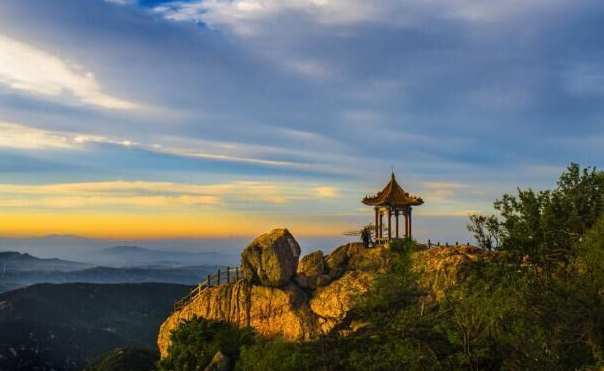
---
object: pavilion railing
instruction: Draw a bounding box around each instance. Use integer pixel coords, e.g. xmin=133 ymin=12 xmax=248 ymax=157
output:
xmin=173 ymin=266 xmax=243 ymax=311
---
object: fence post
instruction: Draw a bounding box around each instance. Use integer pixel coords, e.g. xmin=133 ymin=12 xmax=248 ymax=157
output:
xmin=467 ymin=242 xmax=470 ymax=247
xmin=446 ymin=242 xmax=449 ymax=247
xmin=437 ymin=242 xmax=440 ymax=246
xmin=428 ymin=239 xmax=431 ymax=248
xmin=217 ymin=269 xmax=221 ymax=285
xmin=455 ymin=241 xmax=458 ymax=246
xmin=236 ymin=267 xmax=239 ymax=281
xmin=207 ymin=274 xmax=211 ymax=287
xmin=227 ymin=266 xmax=230 ymax=283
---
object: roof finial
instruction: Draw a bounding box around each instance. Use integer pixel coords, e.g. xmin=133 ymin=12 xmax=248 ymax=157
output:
xmin=391 ymin=165 xmax=395 ymax=180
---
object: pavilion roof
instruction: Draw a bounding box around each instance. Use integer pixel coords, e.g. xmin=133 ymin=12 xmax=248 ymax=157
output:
xmin=362 ymin=173 xmax=424 ymax=207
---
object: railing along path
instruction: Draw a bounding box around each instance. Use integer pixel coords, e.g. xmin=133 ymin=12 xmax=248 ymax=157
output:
xmin=174 ymin=266 xmax=243 ymax=311
xmin=423 ymin=240 xmax=473 ymax=249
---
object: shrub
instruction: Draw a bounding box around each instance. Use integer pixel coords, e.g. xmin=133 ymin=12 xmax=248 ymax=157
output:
xmin=158 ymin=317 xmax=254 ymax=371
xmin=235 ymin=339 xmax=317 ymax=371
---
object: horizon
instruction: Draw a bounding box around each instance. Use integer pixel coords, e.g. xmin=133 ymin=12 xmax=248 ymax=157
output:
xmin=1 ymin=1 xmax=602 ymax=241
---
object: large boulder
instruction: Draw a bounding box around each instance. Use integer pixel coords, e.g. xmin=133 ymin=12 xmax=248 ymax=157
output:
xmin=324 ymin=244 xmax=350 ymax=278
xmin=324 ymin=243 xmax=375 ymax=278
xmin=294 ymin=251 xmax=326 ymax=289
xmin=241 ymin=229 xmax=301 ymax=286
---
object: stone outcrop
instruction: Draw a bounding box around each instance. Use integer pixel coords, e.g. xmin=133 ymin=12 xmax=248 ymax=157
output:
xmin=158 ymin=280 xmax=319 ymax=357
xmin=412 ymin=245 xmax=495 ymax=301
xmin=158 ymin=230 xmax=493 ymax=360
xmin=310 ymin=270 xmax=374 ymax=333
xmin=158 ymin=232 xmax=388 ymax=358
xmin=241 ymin=229 xmax=301 ymax=287
xmin=294 ymin=250 xmax=328 ymax=289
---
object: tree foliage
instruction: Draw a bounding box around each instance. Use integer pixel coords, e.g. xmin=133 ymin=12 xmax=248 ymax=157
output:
xmin=467 ymin=215 xmax=502 ymax=250
xmin=158 ymin=317 xmax=254 ymax=371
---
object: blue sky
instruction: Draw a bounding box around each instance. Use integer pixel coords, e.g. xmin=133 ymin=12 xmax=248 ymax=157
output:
xmin=0 ymin=0 xmax=602 ymax=243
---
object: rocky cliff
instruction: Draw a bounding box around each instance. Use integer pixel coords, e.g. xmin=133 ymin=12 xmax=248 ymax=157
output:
xmin=158 ymin=231 xmax=492 ymax=358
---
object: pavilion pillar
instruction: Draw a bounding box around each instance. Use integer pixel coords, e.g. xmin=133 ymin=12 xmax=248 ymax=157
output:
xmin=404 ymin=208 xmax=409 ymax=238
xmin=387 ymin=208 xmax=392 ymax=240
xmin=395 ymin=211 xmax=399 ymax=239
xmin=409 ymin=207 xmax=413 ymax=238
xmin=379 ymin=212 xmax=383 ymax=240
xmin=374 ymin=208 xmax=379 ymax=243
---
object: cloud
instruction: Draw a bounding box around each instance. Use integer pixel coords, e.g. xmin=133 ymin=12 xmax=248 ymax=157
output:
xmin=155 ymin=0 xmax=380 ymax=34
xmin=0 ymin=180 xmax=341 ymax=209
xmin=315 ymin=186 xmax=338 ymax=197
xmin=0 ymin=34 xmax=137 ymax=109
xmin=0 ymin=121 xmax=137 ymax=150
xmin=424 ymin=182 xmax=470 ymax=190
xmin=0 ymin=121 xmax=338 ymax=172
xmin=154 ymin=0 xmax=565 ymax=36
xmin=104 ymin=0 xmax=133 ymax=4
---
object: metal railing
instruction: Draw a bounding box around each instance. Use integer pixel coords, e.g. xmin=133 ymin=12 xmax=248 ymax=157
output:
xmin=423 ymin=240 xmax=473 ymax=249
xmin=173 ymin=266 xmax=243 ymax=311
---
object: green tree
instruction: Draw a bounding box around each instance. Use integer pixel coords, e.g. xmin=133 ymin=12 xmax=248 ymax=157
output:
xmin=467 ymin=215 xmax=502 ymax=250
xmin=493 ymin=163 xmax=604 ymax=267
xmin=158 ymin=317 xmax=254 ymax=371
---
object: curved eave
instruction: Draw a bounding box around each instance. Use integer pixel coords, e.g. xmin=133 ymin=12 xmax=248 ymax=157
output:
xmin=362 ymin=197 xmax=424 ymax=207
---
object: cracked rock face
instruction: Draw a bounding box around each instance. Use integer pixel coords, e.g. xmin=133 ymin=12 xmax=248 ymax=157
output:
xmin=241 ymin=228 xmax=301 ymax=287
xmin=157 ymin=280 xmax=319 ymax=358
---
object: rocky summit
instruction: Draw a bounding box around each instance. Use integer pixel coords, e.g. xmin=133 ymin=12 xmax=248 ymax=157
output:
xmin=158 ymin=230 xmax=492 ymax=358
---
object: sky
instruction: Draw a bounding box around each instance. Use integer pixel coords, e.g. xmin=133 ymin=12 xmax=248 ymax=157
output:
xmin=0 ymin=0 xmax=603 ymax=245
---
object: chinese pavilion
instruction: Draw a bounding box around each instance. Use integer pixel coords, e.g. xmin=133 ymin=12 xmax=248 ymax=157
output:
xmin=362 ymin=172 xmax=424 ymax=241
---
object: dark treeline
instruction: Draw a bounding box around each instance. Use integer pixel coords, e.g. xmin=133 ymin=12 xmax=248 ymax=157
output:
xmin=160 ymin=163 xmax=604 ymax=371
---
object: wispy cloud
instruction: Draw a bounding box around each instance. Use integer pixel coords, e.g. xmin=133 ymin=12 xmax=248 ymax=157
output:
xmin=0 ymin=121 xmax=122 ymax=150
xmin=0 ymin=34 xmax=137 ymax=110
xmin=154 ymin=0 xmax=564 ymax=36
xmin=0 ymin=180 xmax=340 ymax=209
xmin=155 ymin=0 xmax=380 ymax=35
xmin=0 ymin=121 xmax=338 ymax=171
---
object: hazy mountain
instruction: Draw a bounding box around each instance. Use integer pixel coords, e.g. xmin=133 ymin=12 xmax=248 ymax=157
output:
xmin=0 ymin=265 xmax=216 ymax=294
xmin=0 ymin=282 xmax=191 ymax=371
xmin=0 ymin=251 xmax=90 ymax=272
xmin=0 ymin=235 xmax=245 ymax=264
xmin=87 ymin=245 xmax=232 ymax=267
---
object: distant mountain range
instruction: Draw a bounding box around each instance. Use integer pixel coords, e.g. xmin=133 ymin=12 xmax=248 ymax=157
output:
xmin=0 ymin=250 xmax=218 ymax=293
xmin=0 ymin=235 xmax=243 ymax=264
xmin=0 ymin=251 xmax=90 ymax=272
xmin=86 ymin=245 xmax=231 ymax=267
